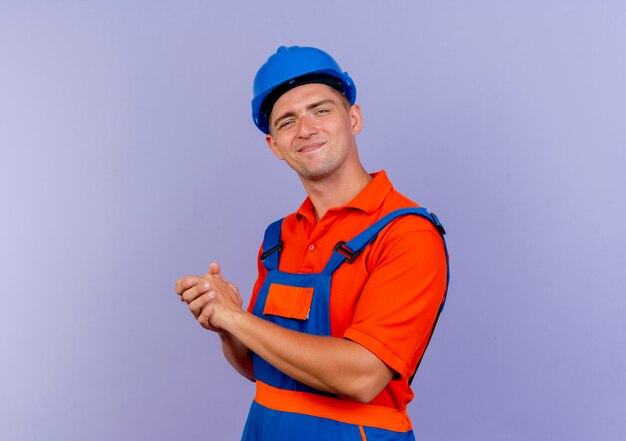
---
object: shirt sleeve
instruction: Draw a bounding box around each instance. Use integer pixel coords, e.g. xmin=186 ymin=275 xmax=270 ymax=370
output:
xmin=343 ymin=224 xmax=448 ymax=379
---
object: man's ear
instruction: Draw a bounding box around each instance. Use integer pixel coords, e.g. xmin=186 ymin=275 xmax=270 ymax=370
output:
xmin=266 ymin=134 xmax=285 ymax=160
xmin=350 ymin=104 xmax=363 ymax=135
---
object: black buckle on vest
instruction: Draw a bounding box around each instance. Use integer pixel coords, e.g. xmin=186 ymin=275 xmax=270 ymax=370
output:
xmin=333 ymin=241 xmax=359 ymax=264
xmin=430 ymin=212 xmax=446 ymax=235
xmin=260 ymin=241 xmax=283 ymax=262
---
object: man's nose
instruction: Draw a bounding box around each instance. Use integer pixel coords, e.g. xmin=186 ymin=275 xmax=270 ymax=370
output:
xmin=297 ymin=116 xmax=318 ymax=137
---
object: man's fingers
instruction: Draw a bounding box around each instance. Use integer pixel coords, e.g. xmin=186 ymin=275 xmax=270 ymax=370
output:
xmin=200 ymin=303 xmax=213 ymax=320
xmin=208 ymin=262 xmax=220 ymax=275
xmin=188 ymin=291 xmax=215 ymax=317
xmin=208 ymin=262 xmax=228 ymax=283
xmin=198 ymin=304 xmax=215 ymax=329
xmin=227 ymin=281 xmax=240 ymax=295
xmin=175 ymin=276 xmax=199 ymax=295
xmin=181 ymin=281 xmax=212 ymax=303
xmin=176 ymin=267 xmax=236 ymax=331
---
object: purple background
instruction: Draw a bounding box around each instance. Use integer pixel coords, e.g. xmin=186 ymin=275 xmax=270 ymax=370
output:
xmin=2 ymin=1 xmax=625 ymax=440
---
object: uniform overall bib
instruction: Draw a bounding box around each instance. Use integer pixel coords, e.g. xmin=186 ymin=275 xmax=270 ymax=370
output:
xmin=242 ymin=208 xmax=449 ymax=441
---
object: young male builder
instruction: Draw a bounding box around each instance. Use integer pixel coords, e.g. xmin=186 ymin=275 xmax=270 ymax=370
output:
xmin=175 ymin=46 xmax=449 ymax=440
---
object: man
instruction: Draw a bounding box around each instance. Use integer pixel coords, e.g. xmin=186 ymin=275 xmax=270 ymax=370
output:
xmin=175 ymin=46 xmax=449 ymax=440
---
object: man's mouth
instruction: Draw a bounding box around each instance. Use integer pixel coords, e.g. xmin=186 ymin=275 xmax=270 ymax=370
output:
xmin=298 ymin=142 xmax=325 ymax=153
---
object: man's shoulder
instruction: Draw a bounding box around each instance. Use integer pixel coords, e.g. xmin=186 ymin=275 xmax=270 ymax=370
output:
xmin=383 ymin=186 xmax=420 ymax=210
xmin=379 ymin=188 xmax=443 ymax=237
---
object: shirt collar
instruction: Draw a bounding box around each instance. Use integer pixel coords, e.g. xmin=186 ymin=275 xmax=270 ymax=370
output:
xmin=296 ymin=170 xmax=393 ymax=223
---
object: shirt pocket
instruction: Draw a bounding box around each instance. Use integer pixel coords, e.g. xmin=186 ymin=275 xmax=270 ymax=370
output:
xmin=263 ymin=283 xmax=313 ymax=320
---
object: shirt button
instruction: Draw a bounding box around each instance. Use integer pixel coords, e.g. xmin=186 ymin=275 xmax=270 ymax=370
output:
xmin=308 ymin=244 xmax=315 ymax=251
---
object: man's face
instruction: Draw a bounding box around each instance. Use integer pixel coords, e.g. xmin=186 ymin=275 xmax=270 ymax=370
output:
xmin=265 ymin=83 xmax=362 ymax=182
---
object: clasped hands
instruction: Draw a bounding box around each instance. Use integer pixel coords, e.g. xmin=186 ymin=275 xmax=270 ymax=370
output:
xmin=175 ymin=262 xmax=243 ymax=333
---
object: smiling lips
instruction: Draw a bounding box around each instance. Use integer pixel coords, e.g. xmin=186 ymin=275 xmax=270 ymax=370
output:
xmin=298 ymin=142 xmax=325 ymax=153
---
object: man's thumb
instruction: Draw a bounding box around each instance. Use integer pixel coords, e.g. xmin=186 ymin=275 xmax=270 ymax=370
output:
xmin=208 ymin=262 xmax=221 ymax=276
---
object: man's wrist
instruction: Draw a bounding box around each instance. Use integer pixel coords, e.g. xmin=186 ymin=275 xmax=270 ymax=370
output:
xmin=216 ymin=307 xmax=244 ymax=336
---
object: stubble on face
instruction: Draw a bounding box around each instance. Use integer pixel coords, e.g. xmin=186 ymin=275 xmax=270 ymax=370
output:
xmin=266 ymin=84 xmax=358 ymax=182
xmin=293 ymin=147 xmax=340 ymax=181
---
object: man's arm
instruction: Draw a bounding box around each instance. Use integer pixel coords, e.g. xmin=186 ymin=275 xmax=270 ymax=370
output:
xmin=177 ymin=263 xmax=393 ymax=403
xmin=219 ymin=332 xmax=255 ymax=381
xmin=175 ymin=265 xmax=254 ymax=382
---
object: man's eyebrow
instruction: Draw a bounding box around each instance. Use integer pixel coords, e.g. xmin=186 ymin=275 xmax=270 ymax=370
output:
xmin=306 ymin=99 xmax=335 ymax=110
xmin=273 ymin=99 xmax=337 ymax=128
xmin=273 ymin=111 xmax=296 ymax=128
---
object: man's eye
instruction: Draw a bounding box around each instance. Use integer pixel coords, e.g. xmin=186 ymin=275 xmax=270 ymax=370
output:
xmin=279 ymin=120 xmax=295 ymax=129
xmin=315 ymin=109 xmax=329 ymax=115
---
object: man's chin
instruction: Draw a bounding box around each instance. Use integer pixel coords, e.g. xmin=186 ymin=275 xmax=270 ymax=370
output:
xmin=296 ymin=167 xmax=334 ymax=182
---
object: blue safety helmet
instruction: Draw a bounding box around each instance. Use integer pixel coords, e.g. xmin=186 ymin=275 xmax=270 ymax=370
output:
xmin=251 ymin=46 xmax=357 ymax=134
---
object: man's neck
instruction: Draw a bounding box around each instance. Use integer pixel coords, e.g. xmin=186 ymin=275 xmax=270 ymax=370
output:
xmin=301 ymin=164 xmax=372 ymax=221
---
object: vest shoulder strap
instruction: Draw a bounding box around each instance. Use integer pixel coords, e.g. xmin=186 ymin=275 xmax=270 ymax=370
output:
xmin=322 ymin=207 xmax=445 ymax=275
xmin=260 ymin=218 xmax=284 ymax=271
